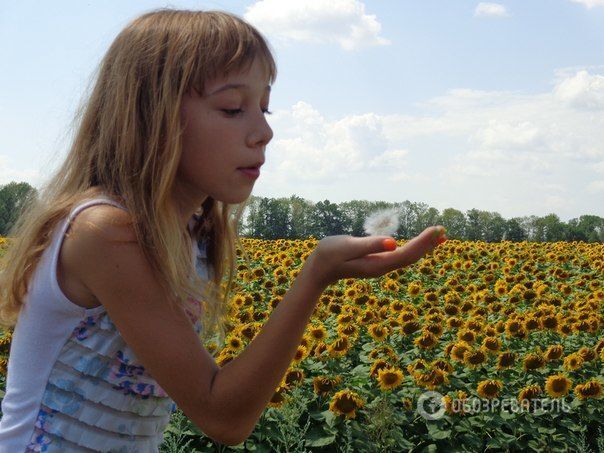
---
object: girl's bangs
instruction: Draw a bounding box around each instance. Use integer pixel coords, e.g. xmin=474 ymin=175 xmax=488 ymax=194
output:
xmin=189 ymin=17 xmax=276 ymax=94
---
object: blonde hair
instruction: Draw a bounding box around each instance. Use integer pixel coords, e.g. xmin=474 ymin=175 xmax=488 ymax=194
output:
xmin=0 ymin=9 xmax=276 ymax=346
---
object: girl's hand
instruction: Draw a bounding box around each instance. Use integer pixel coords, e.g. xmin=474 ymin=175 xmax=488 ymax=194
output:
xmin=304 ymin=226 xmax=447 ymax=290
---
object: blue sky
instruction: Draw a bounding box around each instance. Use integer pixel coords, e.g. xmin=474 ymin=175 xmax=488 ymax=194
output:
xmin=1 ymin=0 xmax=603 ymax=221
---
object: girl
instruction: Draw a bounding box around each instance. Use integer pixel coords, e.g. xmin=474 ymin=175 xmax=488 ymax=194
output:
xmin=0 ymin=8 xmax=447 ymax=452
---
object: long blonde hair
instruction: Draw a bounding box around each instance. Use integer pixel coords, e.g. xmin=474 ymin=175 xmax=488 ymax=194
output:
xmin=0 ymin=9 xmax=277 ymax=346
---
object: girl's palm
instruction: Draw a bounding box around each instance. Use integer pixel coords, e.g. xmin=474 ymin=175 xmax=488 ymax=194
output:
xmin=307 ymin=226 xmax=446 ymax=288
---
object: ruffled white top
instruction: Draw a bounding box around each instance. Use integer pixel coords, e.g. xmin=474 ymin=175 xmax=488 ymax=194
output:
xmin=0 ymin=196 xmax=210 ymax=452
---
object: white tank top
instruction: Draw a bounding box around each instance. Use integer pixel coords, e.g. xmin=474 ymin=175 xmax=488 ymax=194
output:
xmin=0 ymin=196 xmax=210 ymax=452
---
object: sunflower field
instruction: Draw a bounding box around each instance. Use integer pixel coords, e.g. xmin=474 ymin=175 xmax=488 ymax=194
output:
xmin=1 ymin=237 xmax=604 ymax=452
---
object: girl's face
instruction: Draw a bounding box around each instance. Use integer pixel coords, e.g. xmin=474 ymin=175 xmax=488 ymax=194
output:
xmin=176 ymin=57 xmax=273 ymax=206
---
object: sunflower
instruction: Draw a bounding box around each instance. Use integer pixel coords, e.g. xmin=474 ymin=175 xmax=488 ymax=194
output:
xmin=399 ymin=310 xmax=418 ymax=322
xmin=477 ymin=380 xmax=504 ymax=399
xmin=407 ymin=281 xmax=422 ymax=297
xmin=425 ymin=323 xmax=444 ymax=337
xmin=505 ymin=319 xmax=522 ymax=335
xmin=523 ymin=353 xmax=546 ymax=371
xmin=444 ymin=304 xmax=459 ymax=316
xmin=383 ymin=279 xmax=400 ymax=293
xmin=344 ymin=287 xmax=357 ymax=298
xmin=496 ymin=351 xmax=517 ymax=369
xmin=205 ymin=341 xmax=218 ymax=354
xmin=368 ymin=323 xmax=391 ymax=342
xmin=518 ymin=384 xmax=542 ymax=403
xmin=557 ymin=322 xmax=573 ymax=336
xmin=267 ymin=385 xmax=289 ymax=408
xmin=216 ymin=349 xmax=236 ymax=367
xmin=463 ymin=348 xmax=488 ymax=368
xmin=544 ymin=345 xmax=564 ymax=361
xmin=414 ymin=331 xmax=439 ymax=350
xmin=377 ymin=366 xmax=405 ymax=391
xmin=563 ymin=353 xmax=584 ymax=371
xmin=370 ymin=359 xmax=391 ymax=379
xmin=329 ymin=390 xmax=365 ymax=419
xmin=337 ymin=312 xmax=355 ymax=325
xmin=578 ymin=347 xmax=597 ymax=362
xmin=457 ymin=329 xmax=476 ymax=344
xmin=338 ymin=323 xmax=360 ymax=338
xmin=541 ymin=315 xmax=558 ymax=330
xmin=225 ymin=334 xmax=245 ymax=352
xmin=400 ymin=397 xmax=413 ymax=411
xmin=230 ymin=294 xmax=247 ymax=308
xmin=431 ymin=358 xmax=454 ymax=373
xmin=252 ymin=267 xmax=265 ymax=278
xmin=444 ymin=390 xmax=469 ymax=415
xmin=401 ymin=320 xmax=421 ymax=336
xmin=291 ymin=345 xmax=309 ymax=366
xmin=358 ymin=310 xmax=376 ymax=325
xmin=451 ymin=341 xmax=472 ymax=362
xmin=368 ymin=345 xmax=398 ymax=362
xmin=406 ymin=358 xmax=429 ymax=375
xmin=312 ymin=342 xmax=328 ymax=358
xmin=238 ymin=308 xmax=253 ymax=323
xmin=524 ymin=316 xmax=541 ymax=331
xmin=424 ymin=292 xmax=438 ymax=303
xmin=413 ymin=368 xmax=449 ymax=390
xmin=283 ymin=369 xmax=305 ymax=388
xmin=447 ymin=317 xmax=464 ymax=329
xmin=574 ymin=379 xmax=603 ymax=400
xmin=0 ymin=357 xmax=8 ymax=376
xmin=312 ymin=375 xmax=343 ymax=397
xmin=545 ymin=374 xmax=572 ymax=398
xmin=481 ymin=337 xmax=501 ymax=354
xmin=308 ymin=325 xmax=327 ymax=343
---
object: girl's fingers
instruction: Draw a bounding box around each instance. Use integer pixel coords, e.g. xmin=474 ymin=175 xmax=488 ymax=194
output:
xmin=395 ymin=226 xmax=446 ymax=267
xmin=312 ymin=226 xmax=447 ymax=284
xmin=346 ymin=226 xmax=446 ymax=274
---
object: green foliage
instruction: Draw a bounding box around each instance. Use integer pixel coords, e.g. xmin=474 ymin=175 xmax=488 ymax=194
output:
xmin=238 ymin=194 xmax=603 ymax=242
xmin=0 ymin=181 xmax=37 ymax=236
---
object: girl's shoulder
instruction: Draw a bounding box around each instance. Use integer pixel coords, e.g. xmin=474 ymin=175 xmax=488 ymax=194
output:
xmin=67 ymin=203 xmax=136 ymax=244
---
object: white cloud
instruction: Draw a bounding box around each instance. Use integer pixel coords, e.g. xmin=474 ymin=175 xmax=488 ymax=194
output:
xmin=266 ymin=102 xmax=397 ymax=182
xmin=588 ymin=180 xmax=604 ymax=192
xmin=470 ymin=120 xmax=543 ymax=150
xmin=474 ymin=2 xmax=510 ymax=17
xmin=368 ymin=149 xmax=409 ymax=181
xmin=260 ymin=68 xmax=604 ymax=218
xmin=0 ymin=155 xmax=43 ymax=187
xmin=553 ymin=70 xmax=604 ymax=110
xmin=244 ymin=0 xmax=390 ymax=51
xmin=570 ymin=0 xmax=604 ymax=8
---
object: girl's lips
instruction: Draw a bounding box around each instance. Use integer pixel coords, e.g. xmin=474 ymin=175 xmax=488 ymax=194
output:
xmin=238 ymin=167 xmax=260 ymax=178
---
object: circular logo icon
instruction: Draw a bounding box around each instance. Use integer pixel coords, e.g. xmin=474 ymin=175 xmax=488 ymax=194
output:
xmin=416 ymin=391 xmax=446 ymax=420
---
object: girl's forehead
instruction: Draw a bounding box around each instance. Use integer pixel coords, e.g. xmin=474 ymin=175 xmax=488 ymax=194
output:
xmin=202 ymin=59 xmax=272 ymax=94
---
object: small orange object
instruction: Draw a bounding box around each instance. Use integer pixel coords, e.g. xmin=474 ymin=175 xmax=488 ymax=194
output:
xmin=382 ymin=238 xmax=397 ymax=251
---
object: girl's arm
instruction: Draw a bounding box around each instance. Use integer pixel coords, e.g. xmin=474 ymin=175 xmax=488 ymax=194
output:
xmin=209 ymin=228 xmax=445 ymax=443
xmin=69 ymin=205 xmax=444 ymax=446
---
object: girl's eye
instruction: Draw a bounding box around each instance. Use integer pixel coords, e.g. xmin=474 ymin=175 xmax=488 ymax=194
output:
xmin=222 ymin=109 xmax=243 ymax=116
xmin=221 ymin=108 xmax=273 ymax=116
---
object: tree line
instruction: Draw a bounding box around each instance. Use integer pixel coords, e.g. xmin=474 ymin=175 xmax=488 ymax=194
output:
xmin=241 ymin=195 xmax=604 ymax=243
xmin=0 ymin=182 xmax=602 ymax=242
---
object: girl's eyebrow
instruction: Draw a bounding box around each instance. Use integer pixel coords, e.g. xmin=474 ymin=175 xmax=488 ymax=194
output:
xmin=208 ymin=83 xmax=271 ymax=96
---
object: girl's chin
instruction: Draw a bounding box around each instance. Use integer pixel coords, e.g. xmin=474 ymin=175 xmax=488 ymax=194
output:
xmin=213 ymin=190 xmax=253 ymax=205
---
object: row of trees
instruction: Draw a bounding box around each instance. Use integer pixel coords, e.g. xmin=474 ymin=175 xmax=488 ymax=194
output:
xmin=1 ymin=182 xmax=602 ymax=242
xmin=0 ymin=182 xmax=38 ymax=236
xmin=241 ymin=195 xmax=604 ymax=243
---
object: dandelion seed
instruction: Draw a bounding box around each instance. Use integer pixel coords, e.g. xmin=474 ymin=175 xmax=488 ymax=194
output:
xmin=363 ymin=208 xmax=400 ymax=236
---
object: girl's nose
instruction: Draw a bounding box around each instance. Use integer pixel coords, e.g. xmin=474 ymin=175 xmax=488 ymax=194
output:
xmin=247 ymin=113 xmax=273 ymax=148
